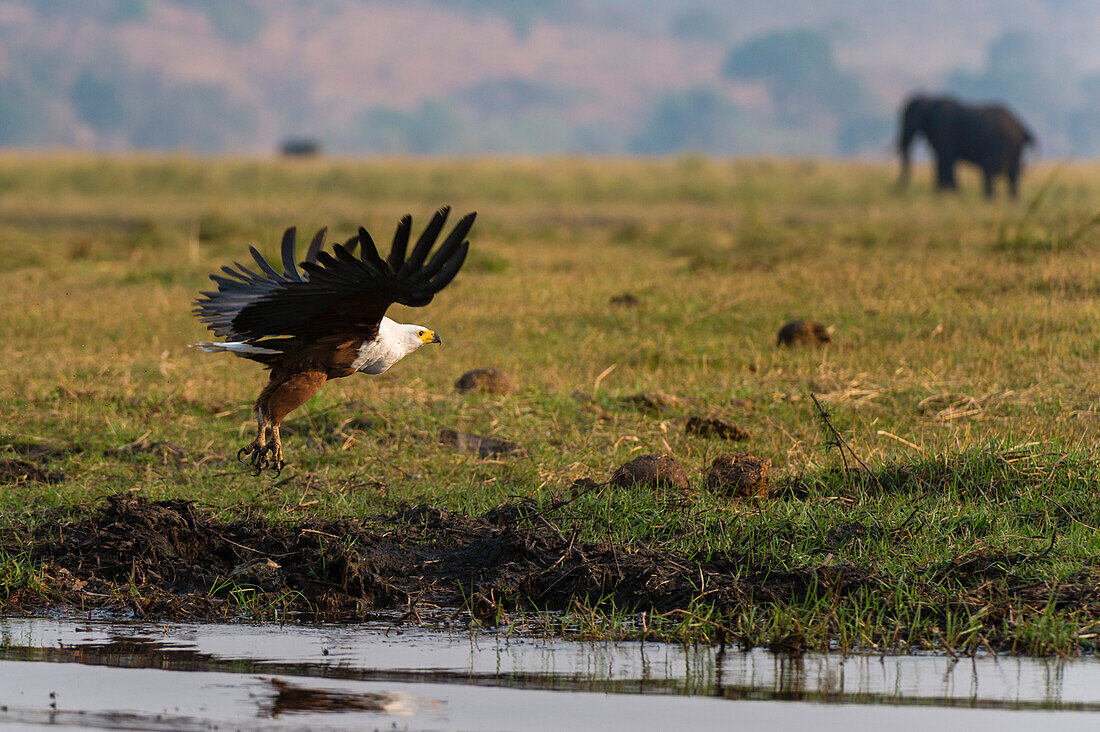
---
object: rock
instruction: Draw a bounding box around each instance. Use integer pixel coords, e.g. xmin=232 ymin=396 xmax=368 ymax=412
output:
xmin=609 ymin=292 xmax=640 ymax=307
xmin=777 ymin=320 xmax=832 ymax=347
xmin=610 ymin=454 xmax=690 ymax=491
xmin=685 ymin=416 xmax=751 ymax=441
xmin=439 ymin=429 xmax=526 ymax=458
xmin=455 ymin=368 xmax=517 ymax=395
xmin=705 ymin=453 xmax=771 ymax=499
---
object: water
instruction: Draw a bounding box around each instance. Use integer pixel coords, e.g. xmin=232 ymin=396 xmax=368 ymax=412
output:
xmin=1 ymin=616 xmax=1098 ymax=730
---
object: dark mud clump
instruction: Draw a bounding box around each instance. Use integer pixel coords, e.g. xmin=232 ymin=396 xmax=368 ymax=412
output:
xmin=610 ymin=454 xmax=690 ymax=491
xmin=685 ymin=416 xmax=751 ymax=441
xmin=439 ymin=429 xmax=527 ymax=458
xmin=705 ymin=453 xmax=771 ymax=499
xmin=777 ymin=320 xmax=832 ymax=347
xmin=454 ymin=368 xmax=517 ymax=395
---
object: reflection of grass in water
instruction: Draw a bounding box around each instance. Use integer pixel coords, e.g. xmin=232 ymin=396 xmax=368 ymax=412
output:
xmin=0 ymin=155 xmax=1098 ymax=652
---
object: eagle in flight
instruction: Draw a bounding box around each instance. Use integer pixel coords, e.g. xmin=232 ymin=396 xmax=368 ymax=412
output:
xmin=192 ymin=207 xmax=475 ymax=475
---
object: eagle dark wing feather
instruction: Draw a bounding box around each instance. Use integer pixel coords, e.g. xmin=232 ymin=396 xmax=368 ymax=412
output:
xmin=303 ymin=227 xmax=327 ymax=265
xmin=249 ymin=246 xmax=283 ymax=279
xmin=399 ymin=207 xmax=450 ymax=277
xmin=386 ymin=215 xmax=412 ymax=271
xmin=356 ymin=226 xmax=393 ymax=275
xmin=280 ymin=228 xmax=304 ymax=282
xmin=192 ymin=211 xmax=475 ymax=343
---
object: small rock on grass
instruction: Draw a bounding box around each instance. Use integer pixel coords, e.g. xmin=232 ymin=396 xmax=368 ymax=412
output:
xmin=609 ymin=292 xmax=640 ymax=307
xmin=439 ymin=429 xmax=526 ymax=458
xmin=455 ymin=368 xmax=517 ymax=395
xmin=685 ymin=416 xmax=750 ymax=441
xmin=777 ymin=320 xmax=832 ymax=347
xmin=705 ymin=453 xmax=771 ymax=499
xmin=610 ymin=454 xmax=690 ymax=491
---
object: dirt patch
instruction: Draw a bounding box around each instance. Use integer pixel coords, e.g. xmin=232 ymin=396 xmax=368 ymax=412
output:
xmin=439 ymin=429 xmax=527 ymax=458
xmin=0 ymin=458 xmax=64 ymax=485
xmin=619 ymin=391 xmax=694 ymax=415
xmin=2 ymin=441 xmax=80 ymax=460
xmin=685 ymin=416 xmax=751 ymax=441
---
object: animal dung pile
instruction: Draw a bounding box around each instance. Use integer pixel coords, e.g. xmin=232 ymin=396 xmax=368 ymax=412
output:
xmin=777 ymin=320 xmax=832 ymax=347
xmin=438 ymin=429 xmax=526 ymax=458
xmin=454 ymin=367 xmax=517 ymax=395
xmin=684 ymin=416 xmax=751 ymax=441
xmin=610 ymin=454 xmax=690 ymax=491
xmin=705 ymin=453 xmax=771 ymax=499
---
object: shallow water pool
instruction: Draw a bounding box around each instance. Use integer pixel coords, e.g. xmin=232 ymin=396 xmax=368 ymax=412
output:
xmin=0 ymin=616 xmax=1098 ymax=730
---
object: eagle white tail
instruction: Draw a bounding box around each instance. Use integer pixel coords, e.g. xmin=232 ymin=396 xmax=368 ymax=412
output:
xmin=190 ymin=341 xmax=282 ymax=355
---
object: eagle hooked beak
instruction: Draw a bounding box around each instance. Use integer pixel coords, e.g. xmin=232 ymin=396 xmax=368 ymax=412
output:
xmin=420 ymin=330 xmax=442 ymax=345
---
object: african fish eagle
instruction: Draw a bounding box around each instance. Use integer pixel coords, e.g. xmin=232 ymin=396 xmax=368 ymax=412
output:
xmin=192 ymin=207 xmax=475 ymax=475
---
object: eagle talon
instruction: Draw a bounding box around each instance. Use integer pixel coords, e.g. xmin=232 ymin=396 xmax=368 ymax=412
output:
xmin=239 ymin=443 xmax=277 ymax=475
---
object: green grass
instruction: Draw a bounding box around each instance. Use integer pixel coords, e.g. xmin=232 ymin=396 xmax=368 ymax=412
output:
xmin=1 ymin=154 xmax=1099 ymax=653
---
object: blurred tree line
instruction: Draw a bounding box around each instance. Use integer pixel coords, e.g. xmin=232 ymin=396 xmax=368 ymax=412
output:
xmin=1 ymin=2 xmax=1099 ymax=158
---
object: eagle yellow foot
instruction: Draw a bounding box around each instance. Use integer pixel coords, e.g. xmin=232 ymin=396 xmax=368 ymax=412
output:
xmin=237 ymin=443 xmax=286 ymax=477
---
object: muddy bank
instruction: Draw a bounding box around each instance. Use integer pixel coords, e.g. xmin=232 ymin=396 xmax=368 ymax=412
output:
xmin=0 ymin=495 xmax=823 ymax=621
xmin=3 ymin=495 xmax=1097 ymax=651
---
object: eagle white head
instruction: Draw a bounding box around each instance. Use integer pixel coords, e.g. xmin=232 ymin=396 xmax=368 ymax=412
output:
xmin=353 ymin=316 xmax=441 ymax=374
xmin=396 ymin=321 xmax=442 ymax=350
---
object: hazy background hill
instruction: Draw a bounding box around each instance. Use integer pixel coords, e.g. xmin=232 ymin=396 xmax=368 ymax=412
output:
xmin=2 ymin=0 xmax=1099 ymax=156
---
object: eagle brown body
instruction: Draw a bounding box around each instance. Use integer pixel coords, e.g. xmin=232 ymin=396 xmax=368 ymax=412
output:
xmin=193 ymin=208 xmax=475 ymax=475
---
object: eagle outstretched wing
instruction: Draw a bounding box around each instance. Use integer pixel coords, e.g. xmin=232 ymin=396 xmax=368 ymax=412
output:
xmin=193 ymin=207 xmax=474 ymax=342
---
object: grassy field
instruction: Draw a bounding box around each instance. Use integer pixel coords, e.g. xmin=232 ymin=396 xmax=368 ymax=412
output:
xmin=1 ymin=155 xmax=1098 ymax=653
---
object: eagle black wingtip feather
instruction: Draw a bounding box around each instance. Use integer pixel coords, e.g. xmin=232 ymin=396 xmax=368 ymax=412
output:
xmin=280 ymin=227 xmax=302 ymax=281
xmin=249 ymin=246 xmax=282 ymax=279
xmin=387 ymin=215 xmax=413 ymax=270
xmin=356 ymin=226 xmax=389 ymax=274
xmin=303 ymin=227 xmax=327 ymax=266
xmin=398 ymin=208 xmax=451 ymax=276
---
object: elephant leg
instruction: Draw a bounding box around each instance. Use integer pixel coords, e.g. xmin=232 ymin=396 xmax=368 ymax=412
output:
xmin=982 ymin=170 xmax=995 ymax=199
xmin=1007 ymin=162 xmax=1021 ymax=199
xmin=935 ymin=156 xmax=957 ymax=191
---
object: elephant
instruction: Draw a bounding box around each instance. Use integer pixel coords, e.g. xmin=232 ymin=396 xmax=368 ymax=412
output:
xmin=897 ymin=94 xmax=1035 ymax=198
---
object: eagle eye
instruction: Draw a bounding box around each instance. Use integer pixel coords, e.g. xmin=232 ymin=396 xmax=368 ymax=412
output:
xmin=417 ymin=330 xmax=425 ymax=337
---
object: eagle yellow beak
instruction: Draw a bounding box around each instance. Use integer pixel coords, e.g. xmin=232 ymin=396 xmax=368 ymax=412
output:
xmin=421 ymin=330 xmax=441 ymax=345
